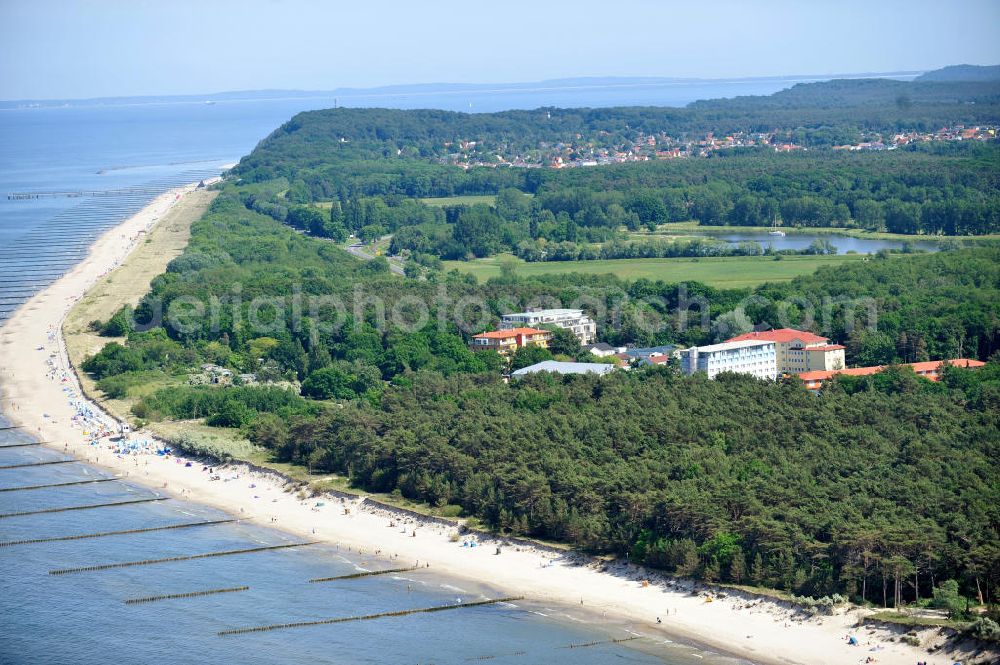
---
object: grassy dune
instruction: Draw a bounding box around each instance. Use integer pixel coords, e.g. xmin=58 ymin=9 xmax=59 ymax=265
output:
xmin=63 ymin=189 xmax=217 ymax=414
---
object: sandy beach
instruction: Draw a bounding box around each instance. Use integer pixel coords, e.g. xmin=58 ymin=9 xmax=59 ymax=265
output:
xmin=0 ymin=186 xmax=987 ymax=665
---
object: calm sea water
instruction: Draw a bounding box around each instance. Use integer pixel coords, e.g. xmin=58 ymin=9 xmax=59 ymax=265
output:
xmin=3 ymin=78 xmax=901 ymax=663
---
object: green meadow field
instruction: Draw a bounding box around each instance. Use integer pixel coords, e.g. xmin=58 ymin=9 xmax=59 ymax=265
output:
xmin=420 ymin=194 xmax=498 ymax=207
xmin=444 ymin=254 xmax=868 ymax=289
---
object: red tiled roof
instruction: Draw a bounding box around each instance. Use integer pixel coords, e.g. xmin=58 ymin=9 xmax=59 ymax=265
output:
xmin=798 ymin=366 xmax=877 ymax=381
xmin=805 ymin=344 xmax=845 ymax=351
xmin=473 ymin=327 xmax=549 ymax=340
xmin=727 ymin=328 xmax=829 ymax=344
xmin=798 ymin=359 xmax=984 ymax=384
xmin=798 ymin=372 xmax=832 ymax=382
xmin=910 ymin=358 xmax=985 ymax=372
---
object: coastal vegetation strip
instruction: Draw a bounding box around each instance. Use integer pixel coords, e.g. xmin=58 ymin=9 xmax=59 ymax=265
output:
xmin=62 ymin=188 xmax=217 ymax=402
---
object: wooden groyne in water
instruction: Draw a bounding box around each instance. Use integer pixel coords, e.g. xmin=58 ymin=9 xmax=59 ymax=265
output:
xmin=49 ymin=541 xmax=319 ymax=575
xmin=0 ymin=477 xmax=117 ymax=492
xmin=0 ymin=442 xmax=41 ymax=449
xmin=563 ymin=635 xmax=641 ymax=649
xmin=0 ymin=459 xmax=76 ymax=470
xmin=308 ymin=565 xmax=419 ymax=583
xmin=0 ymin=496 xmax=164 ymax=520
xmin=124 ymin=586 xmax=249 ymax=605
xmin=465 ymin=651 xmax=527 ymax=661
xmin=6 ymin=187 xmax=173 ymax=200
xmin=0 ymin=518 xmax=235 ymax=547
xmin=217 ymin=596 xmax=523 ymax=636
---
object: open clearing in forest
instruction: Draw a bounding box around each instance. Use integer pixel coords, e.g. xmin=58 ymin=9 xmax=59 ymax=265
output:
xmin=444 ymin=253 xmax=867 ymax=288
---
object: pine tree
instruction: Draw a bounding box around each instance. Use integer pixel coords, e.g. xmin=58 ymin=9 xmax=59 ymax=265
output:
xmin=308 ymin=345 xmax=332 ymax=373
xmin=703 ymin=556 xmax=721 ymax=582
xmin=679 ymin=549 xmax=700 ymax=577
xmin=750 ymin=552 xmax=765 ymax=586
xmin=729 ymin=550 xmax=746 ymax=584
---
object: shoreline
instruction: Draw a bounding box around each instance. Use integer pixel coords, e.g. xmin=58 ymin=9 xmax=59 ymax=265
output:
xmin=0 ymin=186 xmax=985 ymax=665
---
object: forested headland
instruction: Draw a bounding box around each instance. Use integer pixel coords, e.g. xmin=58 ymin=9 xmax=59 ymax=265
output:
xmin=79 ymin=76 xmax=1000 ymax=613
xmin=231 ymin=76 xmax=1000 ymax=264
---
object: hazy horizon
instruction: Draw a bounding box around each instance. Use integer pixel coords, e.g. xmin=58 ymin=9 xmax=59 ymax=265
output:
xmin=0 ymin=69 xmax=931 ymax=105
xmin=2 ymin=0 xmax=999 ymax=101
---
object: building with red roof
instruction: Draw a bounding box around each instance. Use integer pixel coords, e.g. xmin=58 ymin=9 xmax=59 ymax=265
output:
xmin=470 ymin=327 xmax=551 ymax=357
xmin=798 ymin=359 xmax=985 ymax=391
xmin=726 ymin=329 xmax=845 ymax=375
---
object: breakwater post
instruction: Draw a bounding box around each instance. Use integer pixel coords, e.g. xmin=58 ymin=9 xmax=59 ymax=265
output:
xmin=49 ymin=541 xmax=319 ymax=575
xmin=125 ymin=586 xmax=249 ymax=605
xmin=218 ymin=596 xmax=524 ymax=636
xmin=0 ymin=519 xmax=235 ymax=548
xmin=308 ymin=565 xmax=419 ymax=583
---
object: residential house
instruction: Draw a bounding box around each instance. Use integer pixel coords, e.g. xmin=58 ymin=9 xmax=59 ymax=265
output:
xmin=582 ymin=342 xmax=625 ymax=357
xmin=639 ymin=353 xmax=673 ymax=367
xmin=500 ymin=308 xmax=597 ymax=345
xmin=470 ymin=327 xmax=551 ymax=357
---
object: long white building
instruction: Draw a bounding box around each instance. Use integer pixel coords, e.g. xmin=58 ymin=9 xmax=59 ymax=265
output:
xmin=500 ymin=308 xmax=597 ymax=345
xmin=726 ymin=328 xmax=845 ymax=375
xmin=679 ymin=340 xmax=777 ymax=380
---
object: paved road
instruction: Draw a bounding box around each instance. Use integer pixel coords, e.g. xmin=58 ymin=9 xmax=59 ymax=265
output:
xmin=346 ymin=241 xmax=405 ymax=276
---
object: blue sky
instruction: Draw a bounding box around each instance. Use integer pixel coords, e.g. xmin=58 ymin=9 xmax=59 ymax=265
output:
xmin=1 ymin=0 xmax=999 ymax=100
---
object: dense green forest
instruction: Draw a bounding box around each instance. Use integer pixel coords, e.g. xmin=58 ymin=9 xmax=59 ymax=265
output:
xmin=251 ymin=363 xmax=1000 ymax=605
xmin=229 ymin=77 xmax=1000 ymax=263
xmin=83 ymin=190 xmax=1000 ymax=606
xmin=80 ymin=81 xmax=1000 ymax=608
xmin=250 ymin=139 xmax=1000 ymax=262
xmin=235 ymin=78 xmax=1000 ymax=180
xmin=914 ymin=64 xmax=1000 ymax=83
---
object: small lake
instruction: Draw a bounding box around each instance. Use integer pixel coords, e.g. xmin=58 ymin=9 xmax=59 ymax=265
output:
xmin=691 ymin=230 xmax=942 ymax=255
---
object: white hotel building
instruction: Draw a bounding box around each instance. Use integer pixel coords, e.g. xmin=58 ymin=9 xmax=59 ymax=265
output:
xmin=725 ymin=328 xmax=845 ymax=375
xmin=500 ymin=308 xmax=597 ymax=345
xmin=679 ymin=340 xmax=778 ymax=380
